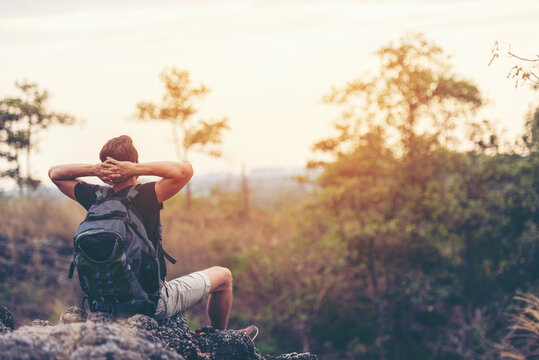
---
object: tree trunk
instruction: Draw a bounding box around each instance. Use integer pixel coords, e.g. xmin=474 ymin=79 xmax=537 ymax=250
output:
xmin=171 ymin=120 xmax=183 ymax=161
xmin=16 ymin=153 xmax=23 ymax=195
xmin=186 ymin=182 xmax=192 ymax=210
xmin=300 ymin=331 xmax=310 ymax=353
xmin=367 ymin=236 xmax=387 ymax=360
xmin=184 ymin=145 xmax=191 ymax=210
xmin=463 ymin=167 xmax=478 ymax=319
xmin=26 ymin=128 xmax=31 ymax=188
xmin=241 ymin=165 xmax=249 ymax=219
xmin=171 ymin=120 xmax=192 ymax=210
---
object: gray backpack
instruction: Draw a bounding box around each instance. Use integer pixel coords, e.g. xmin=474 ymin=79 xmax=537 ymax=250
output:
xmin=68 ymin=185 xmax=170 ymax=316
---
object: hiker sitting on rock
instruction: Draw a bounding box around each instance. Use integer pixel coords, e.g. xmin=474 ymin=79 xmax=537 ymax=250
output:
xmin=48 ymin=135 xmax=257 ymax=338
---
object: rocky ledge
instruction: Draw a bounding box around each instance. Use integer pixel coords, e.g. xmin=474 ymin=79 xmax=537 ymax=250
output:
xmin=0 ymin=306 xmax=317 ymax=360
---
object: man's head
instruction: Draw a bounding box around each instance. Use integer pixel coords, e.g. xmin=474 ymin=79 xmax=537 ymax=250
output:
xmin=99 ymin=135 xmax=139 ymax=163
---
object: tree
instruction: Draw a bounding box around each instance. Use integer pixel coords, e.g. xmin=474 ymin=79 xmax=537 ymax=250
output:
xmin=0 ymin=81 xmax=77 ymax=191
xmin=521 ymin=107 xmax=539 ymax=153
xmin=309 ymin=33 xmax=485 ymax=360
xmin=314 ymin=32 xmax=482 ymax=163
xmin=490 ymin=41 xmax=539 ymax=88
xmin=135 ymin=67 xmax=229 ymax=208
xmin=0 ymin=102 xmax=27 ymax=190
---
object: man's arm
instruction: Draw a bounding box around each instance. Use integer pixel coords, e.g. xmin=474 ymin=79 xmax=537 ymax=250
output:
xmin=48 ymin=163 xmax=105 ymax=201
xmin=101 ymin=157 xmax=193 ymax=203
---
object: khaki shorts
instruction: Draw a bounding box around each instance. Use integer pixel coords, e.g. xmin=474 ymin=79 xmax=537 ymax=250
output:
xmin=153 ymin=271 xmax=211 ymax=320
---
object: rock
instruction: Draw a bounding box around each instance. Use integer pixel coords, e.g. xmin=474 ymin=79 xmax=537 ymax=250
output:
xmin=86 ymin=311 xmax=114 ymax=323
xmin=1 ymin=317 xmax=183 ymax=360
xmin=0 ymin=306 xmax=318 ymax=360
xmin=0 ymin=237 xmax=12 ymax=284
xmin=0 ymin=324 xmax=10 ymax=336
xmin=0 ymin=236 xmax=72 ymax=286
xmin=73 ymin=322 xmax=183 ymax=360
xmin=0 ymin=336 xmax=53 ymax=359
xmin=193 ymin=326 xmax=263 ymax=360
xmin=127 ymin=313 xmax=159 ymax=331
xmin=156 ymin=314 xmax=199 ymax=359
xmin=59 ymin=306 xmax=86 ymax=324
xmin=0 ymin=235 xmax=81 ymax=326
xmin=0 ymin=306 xmax=14 ymax=335
xmin=27 ymin=319 xmax=53 ymax=327
xmin=265 ymin=353 xmax=319 ymax=360
xmin=0 ymin=306 xmax=14 ymax=331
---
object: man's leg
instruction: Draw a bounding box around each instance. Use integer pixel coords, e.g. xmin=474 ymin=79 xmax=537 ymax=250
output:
xmin=202 ymin=266 xmax=233 ymax=330
xmin=154 ymin=271 xmax=211 ymax=320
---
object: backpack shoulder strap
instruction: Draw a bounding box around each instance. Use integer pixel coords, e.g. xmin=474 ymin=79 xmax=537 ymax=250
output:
xmin=124 ymin=185 xmax=140 ymax=203
xmin=94 ymin=186 xmax=112 ymax=203
xmin=156 ymin=219 xmax=176 ymax=264
xmin=162 ymin=249 xmax=177 ymax=264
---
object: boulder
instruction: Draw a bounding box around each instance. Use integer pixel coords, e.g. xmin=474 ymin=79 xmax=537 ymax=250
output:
xmin=0 ymin=306 xmax=318 ymax=360
xmin=59 ymin=306 xmax=85 ymax=324
xmin=1 ymin=314 xmax=183 ymax=360
xmin=0 ymin=306 xmax=14 ymax=335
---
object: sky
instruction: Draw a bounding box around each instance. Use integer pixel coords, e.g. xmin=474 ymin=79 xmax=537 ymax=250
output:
xmin=0 ymin=0 xmax=538 ymax=188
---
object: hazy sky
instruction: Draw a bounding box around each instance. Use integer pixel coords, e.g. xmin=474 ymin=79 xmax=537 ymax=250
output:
xmin=1 ymin=0 xmax=538 ymax=187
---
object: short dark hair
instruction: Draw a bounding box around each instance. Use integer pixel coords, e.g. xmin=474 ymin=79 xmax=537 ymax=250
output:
xmin=99 ymin=135 xmax=139 ymax=163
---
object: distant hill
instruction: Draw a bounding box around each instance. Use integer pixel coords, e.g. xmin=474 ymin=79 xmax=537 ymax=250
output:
xmin=190 ymin=167 xmax=315 ymax=195
xmin=3 ymin=167 xmax=319 ymax=207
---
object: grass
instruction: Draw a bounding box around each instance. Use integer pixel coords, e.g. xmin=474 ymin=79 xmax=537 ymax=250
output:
xmin=499 ymin=294 xmax=539 ymax=360
xmin=0 ymin=191 xmax=85 ymax=239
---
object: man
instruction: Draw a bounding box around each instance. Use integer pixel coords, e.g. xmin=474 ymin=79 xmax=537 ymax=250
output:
xmin=49 ymin=135 xmax=257 ymax=337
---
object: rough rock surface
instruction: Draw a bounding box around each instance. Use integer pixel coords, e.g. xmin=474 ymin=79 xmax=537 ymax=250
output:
xmin=27 ymin=319 xmax=53 ymax=327
xmin=0 ymin=235 xmax=73 ymax=286
xmin=59 ymin=306 xmax=85 ymax=324
xmin=0 ymin=307 xmax=14 ymax=335
xmin=265 ymin=354 xmax=319 ymax=360
xmin=0 ymin=235 xmax=81 ymax=325
xmin=0 ymin=306 xmax=318 ymax=360
xmin=193 ymin=326 xmax=263 ymax=360
xmin=0 ymin=319 xmax=183 ymax=360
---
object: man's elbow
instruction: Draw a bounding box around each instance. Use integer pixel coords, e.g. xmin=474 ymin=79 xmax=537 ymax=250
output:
xmin=180 ymin=163 xmax=194 ymax=181
xmin=48 ymin=166 xmax=58 ymax=180
xmin=172 ymin=163 xmax=193 ymax=182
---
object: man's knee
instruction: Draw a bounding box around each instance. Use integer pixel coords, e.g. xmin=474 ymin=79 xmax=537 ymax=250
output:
xmin=220 ymin=266 xmax=233 ymax=285
xmin=203 ymin=266 xmax=232 ymax=292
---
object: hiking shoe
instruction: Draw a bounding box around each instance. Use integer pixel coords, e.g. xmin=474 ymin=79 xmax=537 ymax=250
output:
xmin=237 ymin=324 xmax=259 ymax=341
